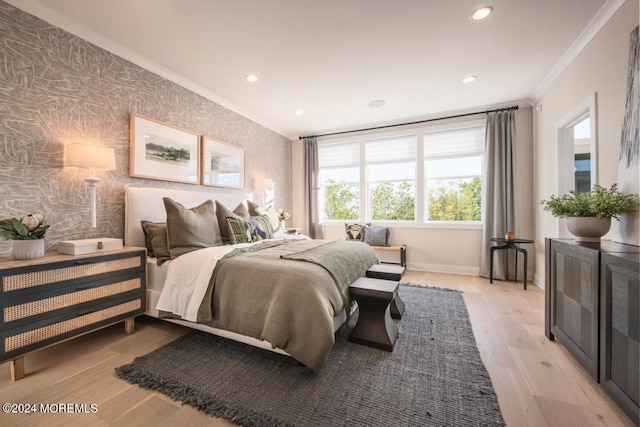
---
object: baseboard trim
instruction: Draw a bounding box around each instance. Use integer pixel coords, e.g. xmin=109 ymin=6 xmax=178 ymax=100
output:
xmin=407 ymin=262 xmax=540 ymax=288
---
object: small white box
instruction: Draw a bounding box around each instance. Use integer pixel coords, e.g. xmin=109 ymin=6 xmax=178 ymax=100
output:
xmin=57 ymin=238 xmax=123 ymax=255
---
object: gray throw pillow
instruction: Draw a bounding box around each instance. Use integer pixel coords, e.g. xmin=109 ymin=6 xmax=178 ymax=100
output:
xmin=164 ymin=198 xmax=222 ymax=258
xmin=215 ymin=201 xmax=250 ymax=244
xmin=362 ymin=225 xmax=390 ymax=247
xmin=141 ymin=221 xmax=171 ymax=265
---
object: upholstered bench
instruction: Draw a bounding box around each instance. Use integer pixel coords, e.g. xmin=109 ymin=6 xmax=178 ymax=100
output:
xmin=348 ymin=277 xmax=399 ymax=352
xmin=366 ymin=264 xmax=406 ymax=319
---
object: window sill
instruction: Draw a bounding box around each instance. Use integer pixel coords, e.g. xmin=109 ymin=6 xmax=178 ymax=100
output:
xmin=321 ymin=221 xmax=483 ymax=230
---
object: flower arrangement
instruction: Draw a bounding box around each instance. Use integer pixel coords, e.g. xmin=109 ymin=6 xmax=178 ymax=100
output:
xmin=540 ymin=183 xmax=638 ymax=220
xmin=0 ymin=213 xmax=50 ymax=240
xmin=277 ymin=209 xmax=290 ymax=223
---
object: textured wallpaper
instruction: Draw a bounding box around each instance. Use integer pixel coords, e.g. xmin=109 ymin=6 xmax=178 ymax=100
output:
xmin=0 ymin=2 xmax=292 ymax=256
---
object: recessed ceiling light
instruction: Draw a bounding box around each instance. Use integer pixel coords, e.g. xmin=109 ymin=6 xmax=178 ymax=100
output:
xmin=471 ymin=6 xmax=493 ymax=20
xmin=369 ymin=99 xmax=386 ymax=108
xmin=295 ymin=110 xmax=304 ymax=116
xmin=245 ymin=74 xmax=258 ymax=82
xmin=462 ymin=75 xmax=477 ymax=83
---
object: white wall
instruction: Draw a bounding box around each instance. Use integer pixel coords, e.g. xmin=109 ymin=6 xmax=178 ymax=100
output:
xmin=292 ymin=107 xmax=535 ymax=279
xmin=534 ymin=0 xmax=639 ymax=286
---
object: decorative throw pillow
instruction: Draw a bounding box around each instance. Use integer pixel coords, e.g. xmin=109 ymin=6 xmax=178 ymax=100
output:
xmin=362 ymin=225 xmax=390 ymax=247
xmin=164 ymin=198 xmax=222 ymax=259
xmin=215 ymin=201 xmax=250 ymax=244
xmin=226 ymin=215 xmax=274 ymax=244
xmin=246 ymin=200 xmax=262 ymax=216
xmin=345 ymin=223 xmax=370 ymax=240
xmin=140 ymin=221 xmax=171 ymax=265
xmin=247 ymin=201 xmax=281 ymax=235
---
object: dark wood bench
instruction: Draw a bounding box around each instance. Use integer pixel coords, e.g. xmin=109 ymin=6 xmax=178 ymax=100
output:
xmin=366 ymin=264 xmax=406 ymax=319
xmin=348 ymin=277 xmax=399 ymax=352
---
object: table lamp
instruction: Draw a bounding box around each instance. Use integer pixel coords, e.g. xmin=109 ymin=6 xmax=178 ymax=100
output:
xmin=64 ymin=143 xmax=116 ymax=228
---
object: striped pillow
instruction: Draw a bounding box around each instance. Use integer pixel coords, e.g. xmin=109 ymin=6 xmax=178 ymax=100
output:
xmin=226 ymin=215 xmax=274 ymax=244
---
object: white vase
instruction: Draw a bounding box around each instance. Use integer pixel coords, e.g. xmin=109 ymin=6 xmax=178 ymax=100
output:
xmin=12 ymin=239 xmax=45 ymax=260
xmin=566 ymin=217 xmax=611 ymax=242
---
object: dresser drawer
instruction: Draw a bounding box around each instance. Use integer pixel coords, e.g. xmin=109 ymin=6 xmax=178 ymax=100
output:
xmin=1 ymin=294 xmax=144 ymax=361
xmin=1 ymin=273 xmax=144 ymax=331
xmin=1 ymin=250 xmax=145 ymax=298
xmin=0 ymin=247 xmax=147 ymax=379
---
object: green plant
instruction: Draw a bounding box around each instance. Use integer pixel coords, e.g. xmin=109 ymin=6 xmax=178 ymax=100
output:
xmin=0 ymin=213 xmax=50 ymax=240
xmin=540 ymin=184 xmax=639 ymax=220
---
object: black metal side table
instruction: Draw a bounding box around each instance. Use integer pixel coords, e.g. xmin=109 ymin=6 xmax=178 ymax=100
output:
xmin=489 ymin=237 xmax=534 ymax=290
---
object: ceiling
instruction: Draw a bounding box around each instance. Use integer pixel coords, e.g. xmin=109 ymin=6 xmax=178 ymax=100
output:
xmin=9 ymin=0 xmax=616 ymax=139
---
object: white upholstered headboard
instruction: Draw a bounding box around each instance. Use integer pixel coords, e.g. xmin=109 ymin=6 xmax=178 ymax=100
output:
xmin=124 ymin=186 xmax=251 ymax=248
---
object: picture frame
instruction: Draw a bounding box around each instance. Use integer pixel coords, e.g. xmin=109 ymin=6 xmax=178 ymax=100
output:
xmin=129 ymin=113 xmax=200 ymax=184
xmin=201 ymin=136 xmax=245 ymax=189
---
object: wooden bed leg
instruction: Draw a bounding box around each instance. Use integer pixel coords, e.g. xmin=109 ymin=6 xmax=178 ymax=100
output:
xmin=10 ymin=356 xmax=25 ymax=381
xmin=124 ymin=317 xmax=135 ymax=335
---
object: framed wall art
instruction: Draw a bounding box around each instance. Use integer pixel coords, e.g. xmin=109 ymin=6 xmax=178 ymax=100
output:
xmin=201 ymin=136 xmax=245 ymax=189
xmin=129 ymin=113 xmax=200 ymax=184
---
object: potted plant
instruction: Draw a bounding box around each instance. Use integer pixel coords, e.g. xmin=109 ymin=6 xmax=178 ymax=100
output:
xmin=540 ymin=183 xmax=639 ymax=242
xmin=0 ymin=213 xmax=50 ymax=259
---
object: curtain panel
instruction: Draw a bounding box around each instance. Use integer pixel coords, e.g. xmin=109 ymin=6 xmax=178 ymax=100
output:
xmin=480 ymin=111 xmax=516 ymax=281
xmin=303 ymin=136 xmax=323 ymax=239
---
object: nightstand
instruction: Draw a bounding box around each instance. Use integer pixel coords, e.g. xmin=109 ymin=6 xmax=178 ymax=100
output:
xmin=0 ymin=247 xmax=146 ymax=380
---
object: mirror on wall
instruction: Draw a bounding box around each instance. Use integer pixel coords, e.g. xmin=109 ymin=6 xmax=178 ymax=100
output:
xmin=573 ymin=116 xmax=592 ymax=192
xmin=556 ymin=93 xmax=598 ymax=236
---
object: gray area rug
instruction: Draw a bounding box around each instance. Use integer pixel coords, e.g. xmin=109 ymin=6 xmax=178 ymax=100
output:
xmin=116 ymin=285 xmax=505 ymax=426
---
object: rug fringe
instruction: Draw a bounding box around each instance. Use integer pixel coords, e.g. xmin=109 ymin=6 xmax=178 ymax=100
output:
xmin=400 ymin=282 xmax=462 ymax=293
xmin=115 ymin=364 xmax=291 ymax=427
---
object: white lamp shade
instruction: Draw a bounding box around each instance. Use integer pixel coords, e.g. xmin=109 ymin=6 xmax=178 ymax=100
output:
xmin=254 ymin=177 xmax=273 ymax=191
xmin=64 ymin=144 xmax=116 ymax=170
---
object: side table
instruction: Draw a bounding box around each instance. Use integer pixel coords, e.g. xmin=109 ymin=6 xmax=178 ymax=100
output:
xmin=489 ymin=237 xmax=534 ymax=290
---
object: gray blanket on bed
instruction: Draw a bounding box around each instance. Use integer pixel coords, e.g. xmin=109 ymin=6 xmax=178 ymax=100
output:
xmin=196 ymin=239 xmax=378 ymax=372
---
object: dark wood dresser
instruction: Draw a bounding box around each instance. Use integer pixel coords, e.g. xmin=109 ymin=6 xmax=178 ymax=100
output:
xmin=0 ymin=247 xmax=146 ymax=380
xmin=545 ymin=238 xmax=639 ymax=425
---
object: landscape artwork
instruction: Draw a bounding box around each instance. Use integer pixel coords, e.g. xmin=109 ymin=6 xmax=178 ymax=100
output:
xmin=129 ymin=113 xmax=200 ymax=184
xmin=201 ymin=136 xmax=245 ymax=189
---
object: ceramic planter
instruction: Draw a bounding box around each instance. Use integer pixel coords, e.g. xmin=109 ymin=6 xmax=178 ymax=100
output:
xmin=566 ymin=217 xmax=611 ymax=242
xmin=12 ymin=239 xmax=45 ymax=260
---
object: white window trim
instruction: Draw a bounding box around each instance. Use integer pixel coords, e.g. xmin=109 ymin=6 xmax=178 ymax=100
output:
xmin=318 ymin=119 xmax=486 ymax=229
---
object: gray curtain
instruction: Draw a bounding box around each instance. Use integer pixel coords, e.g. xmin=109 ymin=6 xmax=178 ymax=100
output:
xmin=303 ymin=136 xmax=323 ymax=239
xmin=480 ymin=111 xmax=516 ymax=280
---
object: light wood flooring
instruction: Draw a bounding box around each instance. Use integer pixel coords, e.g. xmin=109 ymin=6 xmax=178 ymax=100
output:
xmin=0 ymin=272 xmax=635 ymax=426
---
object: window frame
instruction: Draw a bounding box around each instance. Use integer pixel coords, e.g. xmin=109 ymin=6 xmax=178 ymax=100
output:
xmin=317 ymin=119 xmax=486 ymax=228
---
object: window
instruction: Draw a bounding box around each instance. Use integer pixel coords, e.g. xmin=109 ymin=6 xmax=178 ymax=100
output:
xmin=366 ymin=136 xmax=416 ymax=221
xmin=318 ymin=120 xmax=485 ymax=224
xmin=318 ymin=142 xmax=360 ymax=220
xmin=424 ymin=126 xmax=484 ymax=221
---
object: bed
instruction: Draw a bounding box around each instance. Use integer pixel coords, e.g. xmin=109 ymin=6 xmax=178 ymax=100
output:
xmin=124 ymin=186 xmax=379 ymax=371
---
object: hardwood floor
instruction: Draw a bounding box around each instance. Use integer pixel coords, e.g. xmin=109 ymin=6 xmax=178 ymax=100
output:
xmin=0 ymin=272 xmax=635 ymax=426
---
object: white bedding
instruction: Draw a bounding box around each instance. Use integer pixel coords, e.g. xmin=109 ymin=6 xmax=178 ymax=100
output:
xmin=156 ymin=243 xmax=250 ymax=321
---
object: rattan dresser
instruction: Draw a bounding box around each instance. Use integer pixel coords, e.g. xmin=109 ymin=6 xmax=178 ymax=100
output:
xmin=0 ymin=247 xmax=146 ymax=380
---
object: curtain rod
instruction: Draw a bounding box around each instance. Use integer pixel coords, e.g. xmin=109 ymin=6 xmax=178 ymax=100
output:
xmin=298 ymin=105 xmax=519 ymax=140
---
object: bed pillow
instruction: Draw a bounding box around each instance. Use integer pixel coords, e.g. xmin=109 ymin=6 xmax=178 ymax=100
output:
xmin=140 ymin=221 xmax=171 ymax=265
xmin=247 ymin=201 xmax=281 ymax=234
xmin=362 ymin=225 xmax=390 ymax=247
xmin=226 ymin=215 xmax=274 ymax=244
xmin=345 ymin=223 xmax=370 ymax=240
xmin=164 ymin=198 xmax=222 ymax=258
xmin=216 ymin=201 xmax=250 ymax=244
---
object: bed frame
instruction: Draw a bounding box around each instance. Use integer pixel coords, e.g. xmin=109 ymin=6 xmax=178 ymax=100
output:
xmin=123 ymin=185 xmax=346 ymax=355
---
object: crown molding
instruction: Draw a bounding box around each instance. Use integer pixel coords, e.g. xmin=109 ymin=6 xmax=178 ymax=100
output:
xmin=5 ymin=0 xmax=289 ymax=138
xmin=530 ymin=0 xmax=625 ymax=101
